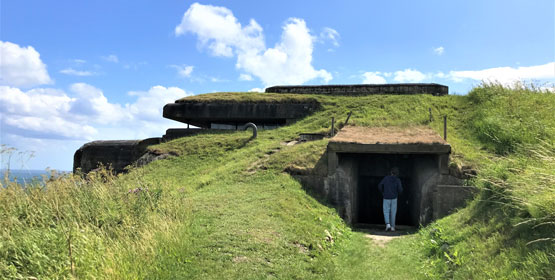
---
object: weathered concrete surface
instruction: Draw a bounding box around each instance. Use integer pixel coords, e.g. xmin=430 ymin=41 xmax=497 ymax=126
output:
xmin=266 ymin=83 xmax=448 ymax=96
xmin=73 ymin=137 xmax=162 ymax=174
xmin=163 ymin=102 xmax=320 ymax=128
xmin=432 ymin=185 xmax=478 ymax=220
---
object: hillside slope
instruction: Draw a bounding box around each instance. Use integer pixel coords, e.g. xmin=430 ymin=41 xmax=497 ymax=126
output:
xmin=1 ymin=84 xmax=553 ymax=279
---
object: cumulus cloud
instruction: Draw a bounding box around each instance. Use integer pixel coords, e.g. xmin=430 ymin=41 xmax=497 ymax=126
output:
xmin=170 ymin=64 xmax=194 ymax=78
xmin=0 ymin=86 xmax=97 ymax=140
xmin=393 ymin=69 xmax=428 ymax=83
xmin=127 ymin=85 xmax=191 ymax=122
xmin=320 ymin=27 xmax=340 ymax=47
xmin=60 ymin=68 xmax=96 ymax=76
xmin=175 ymin=3 xmax=332 ymax=86
xmin=433 ymin=46 xmax=444 ymax=55
xmin=69 ymin=83 xmax=129 ymax=124
xmin=0 ymin=41 xmax=52 ymax=87
xmin=449 ymin=62 xmax=555 ymax=85
xmin=362 ymin=72 xmax=387 ymax=84
xmin=1 ymin=83 xmax=191 ymax=141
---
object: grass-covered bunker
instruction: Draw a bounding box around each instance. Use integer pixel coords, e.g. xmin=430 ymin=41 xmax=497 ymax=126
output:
xmin=316 ymin=126 xmax=472 ymax=226
xmin=74 ymin=83 xmax=473 ymax=225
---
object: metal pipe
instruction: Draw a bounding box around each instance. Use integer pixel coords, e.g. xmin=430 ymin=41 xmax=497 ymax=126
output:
xmin=244 ymin=122 xmax=258 ymax=139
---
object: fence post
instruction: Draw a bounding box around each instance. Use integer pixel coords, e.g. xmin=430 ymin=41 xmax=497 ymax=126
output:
xmin=344 ymin=111 xmax=352 ymax=126
xmin=331 ymin=117 xmax=335 ymax=137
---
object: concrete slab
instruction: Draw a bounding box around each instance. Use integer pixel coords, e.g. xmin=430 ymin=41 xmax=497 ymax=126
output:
xmin=163 ymin=102 xmax=319 ymax=128
xmin=329 ymin=126 xmax=450 ymax=154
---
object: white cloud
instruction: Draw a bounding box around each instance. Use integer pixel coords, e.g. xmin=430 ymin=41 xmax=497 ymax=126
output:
xmin=433 ymin=46 xmax=444 ymax=56
xmin=0 ymin=86 xmax=97 ymax=140
xmin=393 ymin=69 xmax=428 ymax=83
xmin=320 ymin=27 xmax=340 ymax=47
xmin=127 ymin=85 xmax=191 ymax=122
xmin=449 ymin=62 xmax=555 ymax=85
xmin=1 ymin=83 xmax=191 ymax=142
xmin=102 ymin=54 xmax=119 ymax=63
xmin=73 ymin=59 xmax=86 ymax=64
xmin=0 ymin=41 xmax=52 ymax=87
xmin=69 ymin=83 xmax=129 ymax=124
xmin=362 ymin=72 xmax=387 ymax=84
xmin=170 ymin=64 xmax=194 ymax=78
xmin=239 ymin=73 xmax=253 ymax=81
xmin=248 ymin=87 xmax=263 ymax=92
xmin=176 ymin=3 xmax=332 ymax=86
xmin=60 ymin=68 xmax=96 ymax=76
xmin=210 ymin=77 xmax=227 ymax=82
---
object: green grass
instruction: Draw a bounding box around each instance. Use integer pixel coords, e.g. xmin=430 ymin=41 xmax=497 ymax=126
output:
xmin=175 ymin=91 xmax=319 ymax=104
xmin=1 ymin=84 xmax=554 ymax=279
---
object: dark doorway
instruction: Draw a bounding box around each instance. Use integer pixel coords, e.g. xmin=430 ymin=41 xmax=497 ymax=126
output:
xmin=357 ymin=174 xmax=412 ymax=225
xmin=355 ymin=154 xmax=426 ymax=226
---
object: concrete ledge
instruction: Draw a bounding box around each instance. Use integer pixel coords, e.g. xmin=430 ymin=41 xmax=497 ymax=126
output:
xmin=163 ymin=102 xmax=320 ymax=128
xmin=266 ymin=83 xmax=448 ymax=96
xmin=328 ymin=142 xmax=451 ymax=154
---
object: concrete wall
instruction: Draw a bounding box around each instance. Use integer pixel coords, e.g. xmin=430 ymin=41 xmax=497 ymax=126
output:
xmin=266 ymin=83 xmax=448 ymax=96
xmin=433 ymin=185 xmax=478 ymax=220
xmin=322 ymin=154 xmax=358 ymax=224
xmin=163 ymin=102 xmax=320 ymax=128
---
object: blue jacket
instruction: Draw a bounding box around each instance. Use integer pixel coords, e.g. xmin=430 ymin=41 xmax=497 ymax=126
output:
xmin=378 ymin=175 xmax=403 ymax=199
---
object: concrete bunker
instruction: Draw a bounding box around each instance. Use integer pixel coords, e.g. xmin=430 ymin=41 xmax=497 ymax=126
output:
xmin=74 ymin=83 xmax=451 ymax=175
xmin=318 ymin=126 xmax=471 ymax=226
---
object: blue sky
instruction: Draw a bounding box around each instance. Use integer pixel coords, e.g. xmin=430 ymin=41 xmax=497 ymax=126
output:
xmin=1 ymin=0 xmax=554 ymax=170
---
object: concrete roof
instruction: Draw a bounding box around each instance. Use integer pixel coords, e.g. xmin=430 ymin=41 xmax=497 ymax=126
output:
xmin=328 ymin=126 xmax=450 ymax=154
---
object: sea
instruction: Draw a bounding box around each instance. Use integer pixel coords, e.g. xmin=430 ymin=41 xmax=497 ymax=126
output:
xmin=0 ymin=169 xmax=71 ymax=187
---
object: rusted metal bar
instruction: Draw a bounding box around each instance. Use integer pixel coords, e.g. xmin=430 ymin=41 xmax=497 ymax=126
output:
xmin=331 ymin=117 xmax=335 ymax=137
xmin=344 ymin=111 xmax=353 ymax=126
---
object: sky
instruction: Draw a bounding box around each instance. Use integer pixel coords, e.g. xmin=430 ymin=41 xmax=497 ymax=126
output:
xmin=1 ymin=0 xmax=554 ymax=171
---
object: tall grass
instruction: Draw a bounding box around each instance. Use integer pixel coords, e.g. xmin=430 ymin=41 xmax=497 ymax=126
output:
xmin=468 ymin=83 xmax=554 ymax=154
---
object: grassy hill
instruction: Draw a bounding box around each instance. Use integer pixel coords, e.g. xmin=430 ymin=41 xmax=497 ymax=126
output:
xmin=1 ymin=84 xmax=554 ymax=279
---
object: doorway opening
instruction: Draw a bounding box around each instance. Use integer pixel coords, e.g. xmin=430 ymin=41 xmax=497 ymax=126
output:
xmin=350 ymin=153 xmax=437 ymax=226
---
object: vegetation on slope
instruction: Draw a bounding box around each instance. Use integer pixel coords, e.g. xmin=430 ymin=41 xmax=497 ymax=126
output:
xmin=1 ymin=84 xmax=553 ymax=279
xmin=175 ymin=91 xmax=319 ymax=104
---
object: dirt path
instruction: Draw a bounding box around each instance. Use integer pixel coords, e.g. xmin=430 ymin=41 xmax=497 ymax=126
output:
xmin=355 ymin=224 xmax=417 ymax=247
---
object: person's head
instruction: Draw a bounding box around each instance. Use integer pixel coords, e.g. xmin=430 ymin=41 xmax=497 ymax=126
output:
xmin=390 ymin=167 xmax=399 ymax=176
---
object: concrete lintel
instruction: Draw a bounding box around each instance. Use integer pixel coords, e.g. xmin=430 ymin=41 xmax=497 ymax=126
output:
xmin=327 ymin=142 xmax=451 ymax=154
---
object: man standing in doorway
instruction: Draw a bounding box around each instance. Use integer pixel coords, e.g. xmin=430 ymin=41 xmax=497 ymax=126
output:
xmin=378 ymin=167 xmax=403 ymax=232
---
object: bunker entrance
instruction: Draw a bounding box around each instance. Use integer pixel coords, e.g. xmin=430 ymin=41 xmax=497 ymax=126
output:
xmin=343 ymin=153 xmax=438 ymax=227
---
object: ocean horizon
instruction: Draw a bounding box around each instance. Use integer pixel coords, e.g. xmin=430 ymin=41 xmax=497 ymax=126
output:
xmin=1 ymin=169 xmax=71 ymax=187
